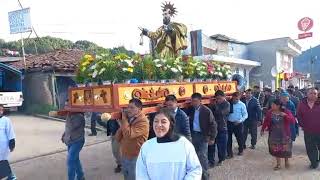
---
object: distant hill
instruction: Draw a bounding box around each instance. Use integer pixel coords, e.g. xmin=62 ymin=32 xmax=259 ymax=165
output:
xmin=0 ymin=36 xmax=135 ymax=56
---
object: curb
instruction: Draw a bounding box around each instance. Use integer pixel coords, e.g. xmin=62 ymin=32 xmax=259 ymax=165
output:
xmin=34 ymin=114 xmax=105 ymax=132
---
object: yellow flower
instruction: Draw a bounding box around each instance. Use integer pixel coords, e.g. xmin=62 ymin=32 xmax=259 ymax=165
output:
xmin=81 ymin=61 xmax=90 ymax=67
xmin=127 ymin=67 xmax=134 ymax=73
xmin=84 ymin=54 xmax=94 ymax=62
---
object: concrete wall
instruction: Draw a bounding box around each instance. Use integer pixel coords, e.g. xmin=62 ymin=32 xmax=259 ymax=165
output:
xmin=247 ymin=41 xmax=277 ymax=87
xmin=229 ymin=43 xmax=249 ymax=59
xmin=22 ymin=72 xmax=54 ymax=108
xmin=248 ymin=38 xmax=301 ymax=87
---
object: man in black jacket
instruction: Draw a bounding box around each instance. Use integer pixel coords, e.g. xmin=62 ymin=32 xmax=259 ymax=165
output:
xmin=208 ymin=90 xmax=230 ymax=167
xmin=253 ymin=85 xmax=265 ymax=107
xmin=164 ymin=95 xmax=192 ymax=141
xmin=243 ymin=89 xmax=262 ymax=150
xmin=186 ymin=93 xmax=217 ymax=180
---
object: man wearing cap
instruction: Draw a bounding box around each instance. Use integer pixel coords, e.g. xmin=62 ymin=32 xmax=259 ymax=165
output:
xmin=208 ymin=90 xmax=230 ymax=167
xmin=280 ymin=91 xmax=297 ymax=141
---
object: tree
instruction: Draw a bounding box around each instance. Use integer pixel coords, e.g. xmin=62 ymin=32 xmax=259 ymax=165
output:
xmin=0 ymin=37 xmax=135 ymax=56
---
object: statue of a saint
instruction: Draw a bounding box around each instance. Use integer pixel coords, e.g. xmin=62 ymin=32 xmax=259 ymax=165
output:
xmin=140 ymin=2 xmax=188 ymax=58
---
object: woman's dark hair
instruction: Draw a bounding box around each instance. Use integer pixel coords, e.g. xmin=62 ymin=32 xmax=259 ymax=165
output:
xmin=155 ymin=107 xmax=176 ymax=128
xmin=154 ymin=107 xmax=180 ymax=141
xmin=272 ymin=99 xmax=285 ymax=112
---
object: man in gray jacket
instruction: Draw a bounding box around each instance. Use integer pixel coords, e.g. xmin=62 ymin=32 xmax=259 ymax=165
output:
xmin=61 ymin=113 xmax=86 ymax=180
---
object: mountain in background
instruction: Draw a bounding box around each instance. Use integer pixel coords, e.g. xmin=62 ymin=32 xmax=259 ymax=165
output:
xmin=0 ymin=36 xmax=135 ymax=56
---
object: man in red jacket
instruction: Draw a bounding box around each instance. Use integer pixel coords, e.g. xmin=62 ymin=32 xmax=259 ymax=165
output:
xmin=297 ymin=88 xmax=320 ymax=169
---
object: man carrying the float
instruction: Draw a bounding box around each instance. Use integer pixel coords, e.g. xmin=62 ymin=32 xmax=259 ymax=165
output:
xmin=140 ymin=2 xmax=188 ymax=58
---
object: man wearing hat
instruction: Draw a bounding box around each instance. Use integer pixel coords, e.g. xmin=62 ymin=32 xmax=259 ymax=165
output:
xmin=280 ymin=91 xmax=297 ymax=141
xmin=208 ymin=90 xmax=230 ymax=167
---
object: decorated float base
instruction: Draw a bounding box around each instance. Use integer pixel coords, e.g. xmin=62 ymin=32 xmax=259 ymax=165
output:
xmin=59 ymin=81 xmax=236 ymax=119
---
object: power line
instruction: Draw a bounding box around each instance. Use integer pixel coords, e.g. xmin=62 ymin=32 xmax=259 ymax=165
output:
xmin=42 ymin=31 xmax=115 ymax=35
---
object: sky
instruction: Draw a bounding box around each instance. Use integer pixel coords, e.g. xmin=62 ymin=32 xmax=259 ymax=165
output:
xmin=1 ymin=0 xmax=319 ymax=54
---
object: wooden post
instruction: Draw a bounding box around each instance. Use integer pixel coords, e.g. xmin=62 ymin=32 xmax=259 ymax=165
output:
xmin=51 ymin=74 xmax=57 ymax=108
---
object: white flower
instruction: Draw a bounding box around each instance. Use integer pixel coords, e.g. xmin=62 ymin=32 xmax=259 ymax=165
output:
xmin=154 ymin=59 xmax=160 ymax=63
xmin=92 ymin=70 xmax=98 ymax=78
xmin=124 ymin=60 xmax=134 ymax=67
xmin=155 ymin=64 xmax=162 ymax=68
xmin=90 ymin=64 xmax=97 ymax=70
xmin=95 ymin=55 xmax=102 ymax=60
xmin=99 ymin=68 xmax=106 ymax=75
xmin=218 ymin=72 xmax=223 ymax=77
xmin=122 ymin=68 xmax=128 ymax=72
xmin=171 ymin=67 xmax=179 ymax=73
xmin=177 ymin=66 xmax=182 ymax=72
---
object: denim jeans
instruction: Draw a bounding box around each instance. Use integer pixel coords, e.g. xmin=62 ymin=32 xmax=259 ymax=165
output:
xmin=208 ymin=129 xmax=228 ymax=164
xmin=192 ymin=132 xmax=209 ymax=180
xmin=111 ymin=136 xmax=121 ymax=165
xmin=121 ymin=157 xmax=137 ymax=180
xmin=67 ymin=138 xmax=85 ymax=180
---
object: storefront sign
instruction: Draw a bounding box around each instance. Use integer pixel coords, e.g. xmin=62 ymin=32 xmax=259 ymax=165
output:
xmin=297 ymin=17 xmax=313 ymax=39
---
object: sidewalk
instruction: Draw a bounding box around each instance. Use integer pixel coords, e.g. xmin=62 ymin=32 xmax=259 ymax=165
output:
xmin=8 ymin=114 xmax=108 ymax=163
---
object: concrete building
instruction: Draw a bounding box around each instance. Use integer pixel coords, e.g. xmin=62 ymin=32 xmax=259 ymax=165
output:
xmin=187 ymin=30 xmax=261 ymax=89
xmin=294 ymin=45 xmax=320 ymax=87
xmin=247 ymin=37 xmax=302 ymax=89
xmin=6 ymin=49 xmax=83 ymax=110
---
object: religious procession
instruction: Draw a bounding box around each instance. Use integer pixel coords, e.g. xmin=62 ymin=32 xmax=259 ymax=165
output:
xmin=1 ymin=0 xmax=320 ymax=180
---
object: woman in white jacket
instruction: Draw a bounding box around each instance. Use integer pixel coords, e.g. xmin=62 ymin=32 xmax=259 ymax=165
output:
xmin=136 ymin=108 xmax=202 ymax=180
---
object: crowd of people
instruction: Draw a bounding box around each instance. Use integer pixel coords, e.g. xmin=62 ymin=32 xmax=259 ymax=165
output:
xmin=1 ymin=86 xmax=320 ymax=180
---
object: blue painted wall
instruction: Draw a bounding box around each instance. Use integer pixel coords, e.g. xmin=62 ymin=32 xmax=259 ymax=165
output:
xmin=294 ymin=45 xmax=320 ymax=81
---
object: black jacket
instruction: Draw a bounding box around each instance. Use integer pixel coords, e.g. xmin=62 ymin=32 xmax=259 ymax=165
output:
xmin=210 ymin=100 xmax=230 ymax=131
xmin=96 ymin=114 xmax=120 ymax=136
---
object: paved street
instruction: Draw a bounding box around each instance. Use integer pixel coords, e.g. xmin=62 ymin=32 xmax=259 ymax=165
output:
xmin=6 ymin=114 xmax=320 ymax=180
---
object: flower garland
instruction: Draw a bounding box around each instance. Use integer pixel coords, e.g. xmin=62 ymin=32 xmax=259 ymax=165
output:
xmin=75 ymin=54 xmax=233 ymax=83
